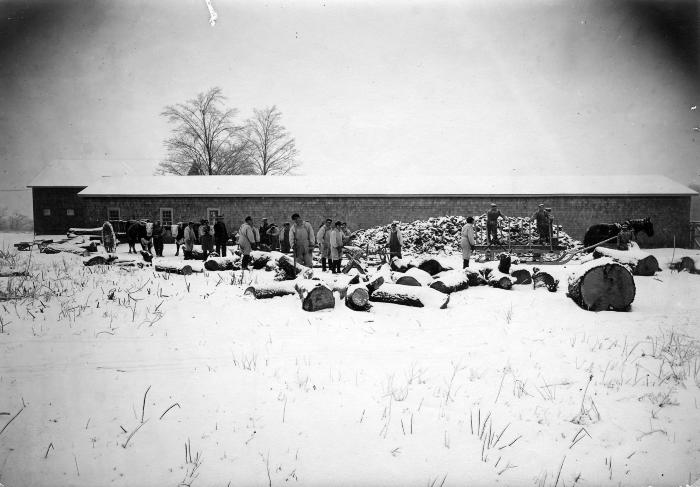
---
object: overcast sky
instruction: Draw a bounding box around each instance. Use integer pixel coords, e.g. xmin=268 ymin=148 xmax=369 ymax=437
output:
xmin=0 ymin=0 xmax=698 ymax=214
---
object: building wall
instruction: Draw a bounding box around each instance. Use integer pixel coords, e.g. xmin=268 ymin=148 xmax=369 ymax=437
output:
xmin=80 ymin=195 xmax=692 ymax=247
xmin=32 ymin=187 xmax=87 ymax=234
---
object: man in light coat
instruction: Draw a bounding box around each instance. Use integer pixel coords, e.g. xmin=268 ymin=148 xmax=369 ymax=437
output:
xmin=461 ymin=216 xmax=477 ymax=268
xmin=329 ymin=220 xmax=345 ymax=273
xmin=317 ymin=218 xmax=333 ymax=271
xmin=387 ymin=221 xmax=403 ymax=260
xmin=183 ymin=221 xmax=197 ymax=253
xmin=289 ymin=213 xmax=316 ymax=267
xmin=238 ymin=216 xmax=256 ymax=270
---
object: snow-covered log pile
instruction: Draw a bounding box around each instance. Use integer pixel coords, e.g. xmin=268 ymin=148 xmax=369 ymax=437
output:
xmin=352 ymin=215 xmax=580 ymax=255
xmin=567 ymin=258 xmax=635 ymax=311
xmin=592 ymin=242 xmax=659 ymax=276
xmin=670 ymin=256 xmax=699 ymax=274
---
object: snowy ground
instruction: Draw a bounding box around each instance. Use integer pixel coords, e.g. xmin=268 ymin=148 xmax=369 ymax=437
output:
xmin=1 ymin=232 xmax=699 ymax=487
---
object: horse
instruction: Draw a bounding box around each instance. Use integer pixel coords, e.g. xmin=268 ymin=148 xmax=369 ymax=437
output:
xmin=582 ymin=217 xmax=654 ymax=250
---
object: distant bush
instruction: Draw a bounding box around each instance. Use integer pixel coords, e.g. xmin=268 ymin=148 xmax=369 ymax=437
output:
xmin=0 ymin=206 xmax=33 ymax=231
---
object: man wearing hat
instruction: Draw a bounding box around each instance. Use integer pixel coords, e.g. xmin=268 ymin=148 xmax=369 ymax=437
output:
xmin=213 ymin=215 xmax=229 ymax=257
xmin=486 ymin=203 xmax=506 ymax=245
xmin=387 ymin=221 xmax=404 ymax=260
xmin=531 ymin=204 xmax=550 ymax=244
xmin=238 ymin=216 xmax=256 ymax=269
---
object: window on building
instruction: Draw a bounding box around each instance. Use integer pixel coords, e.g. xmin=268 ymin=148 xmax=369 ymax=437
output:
xmin=43 ymin=208 xmax=51 ymax=216
xmin=66 ymin=208 xmax=75 ymax=216
xmin=160 ymin=208 xmax=174 ymax=226
xmin=207 ymin=208 xmax=220 ymax=223
xmin=108 ymin=208 xmax=120 ymax=221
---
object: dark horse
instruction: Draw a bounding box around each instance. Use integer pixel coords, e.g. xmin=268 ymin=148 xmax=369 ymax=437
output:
xmin=583 ymin=218 xmax=654 ymax=250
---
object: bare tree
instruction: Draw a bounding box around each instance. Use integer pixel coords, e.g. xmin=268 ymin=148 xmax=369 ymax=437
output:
xmin=244 ymin=106 xmax=300 ymax=175
xmin=159 ymin=87 xmax=254 ymax=175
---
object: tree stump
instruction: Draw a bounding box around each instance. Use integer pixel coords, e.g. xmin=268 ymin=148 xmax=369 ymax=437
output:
xmin=244 ymin=281 xmax=297 ymax=299
xmin=369 ymin=283 xmax=449 ymax=309
xmin=294 ymin=280 xmax=336 ymax=312
xmin=510 ymin=268 xmax=532 ymax=285
xmin=429 ymin=270 xmax=470 ymax=294
xmin=345 ymin=284 xmax=371 ymax=311
xmin=567 ymin=258 xmax=635 ymax=311
xmin=592 ymin=246 xmax=659 ymax=276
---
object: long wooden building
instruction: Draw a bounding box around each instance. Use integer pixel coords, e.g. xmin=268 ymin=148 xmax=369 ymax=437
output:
xmin=29 ymin=160 xmax=697 ymax=247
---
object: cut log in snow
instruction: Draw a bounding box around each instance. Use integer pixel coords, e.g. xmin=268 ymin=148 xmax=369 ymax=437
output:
xmin=314 ymin=273 xmax=360 ymax=299
xmin=369 ymin=283 xmax=449 ymax=309
xmin=183 ymin=249 xmax=207 ymax=261
xmin=670 ymin=256 xmax=699 ymax=274
xmin=404 ymin=267 xmax=433 ymax=286
xmin=294 ymin=279 xmax=336 ymax=312
xmin=275 ymin=254 xmax=313 ymax=280
xmin=410 ymin=257 xmax=452 ymax=276
xmin=429 ymin=269 xmax=470 ymax=294
xmin=244 ymin=281 xmax=297 ymax=299
xmin=42 ymin=243 xmax=88 ymax=256
xmin=390 ymin=257 xmax=410 ymax=273
xmin=393 ymin=273 xmax=421 ymax=286
xmin=204 ymin=256 xmax=239 ymax=271
xmin=484 ymin=268 xmax=516 ymax=290
xmin=83 ymin=253 xmax=118 ymax=266
xmin=465 ymin=268 xmax=487 ymax=286
xmin=567 ymin=258 xmax=635 ymax=311
xmin=592 ymin=246 xmax=659 ymax=276
xmin=345 ymin=284 xmax=371 ymax=311
xmin=532 ymin=268 xmax=559 ymax=292
xmin=250 ymin=251 xmax=272 ymax=269
xmin=153 ymin=259 xmax=195 ymax=275
xmin=366 ymin=274 xmax=385 ymax=296
xmin=510 ymin=268 xmax=532 ymax=285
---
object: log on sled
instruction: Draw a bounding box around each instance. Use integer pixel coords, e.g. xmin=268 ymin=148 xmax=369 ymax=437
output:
xmin=369 ymin=283 xmax=449 ymax=309
xmin=567 ymin=258 xmax=635 ymax=311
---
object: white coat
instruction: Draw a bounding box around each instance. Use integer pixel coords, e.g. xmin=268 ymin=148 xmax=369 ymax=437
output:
xmin=461 ymin=223 xmax=476 ymax=260
xmin=330 ymin=228 xmax=345 ymax=260
xmin=238 ymin=223 xmax=256 ymax=255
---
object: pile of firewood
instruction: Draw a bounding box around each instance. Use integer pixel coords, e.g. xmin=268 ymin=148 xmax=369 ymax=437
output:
xmin=351 ymin=215 xmax=581 ymax=254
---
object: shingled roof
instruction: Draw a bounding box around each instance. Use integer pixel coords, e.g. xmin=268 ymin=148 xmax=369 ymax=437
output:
xmin=77 ymin=174 xmax=697 ymax=197
xmin=27 ymin=159 xmax=159 ymax=188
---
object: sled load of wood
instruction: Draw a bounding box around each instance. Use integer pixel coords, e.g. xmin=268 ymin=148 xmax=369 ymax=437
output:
xmin=351 ymin=215 xmax=581 ymax=255
xmin=42 ymin=236 xmax=99 ymax=256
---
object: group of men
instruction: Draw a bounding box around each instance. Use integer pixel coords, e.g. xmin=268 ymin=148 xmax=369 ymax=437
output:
xmin=238 ymin=214 xmax=353 ymax=272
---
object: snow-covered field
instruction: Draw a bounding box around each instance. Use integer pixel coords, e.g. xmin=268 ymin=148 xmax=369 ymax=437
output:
xmin=1 ymin=232 xmax=699 ymax=487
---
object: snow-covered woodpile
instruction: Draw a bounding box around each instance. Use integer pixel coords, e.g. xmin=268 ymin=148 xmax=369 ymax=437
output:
xmin=351 ymin=215 xmax=581 ymax=254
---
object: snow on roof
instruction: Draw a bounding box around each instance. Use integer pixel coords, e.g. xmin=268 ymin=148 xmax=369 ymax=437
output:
xmin=77 ymin=174 xmax=697 ymax=197
xmin=27 ymin=159 xmax=160 ymax=187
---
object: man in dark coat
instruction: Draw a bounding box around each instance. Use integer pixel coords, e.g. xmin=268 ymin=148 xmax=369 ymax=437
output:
xmin=213 ymin=215 xmax=229 ymax=257
xmin=152 ymin=220 xmax=164 ymax=257
xmin=280 ymin=222 xmax=291 ymax=253
xmin=531 ymin=203 xmax=549 ymax=244
xmin=259 ymin=218 xmax=271 ymax=247
xmin=486 ymin=203 xmax=505 ymax=245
